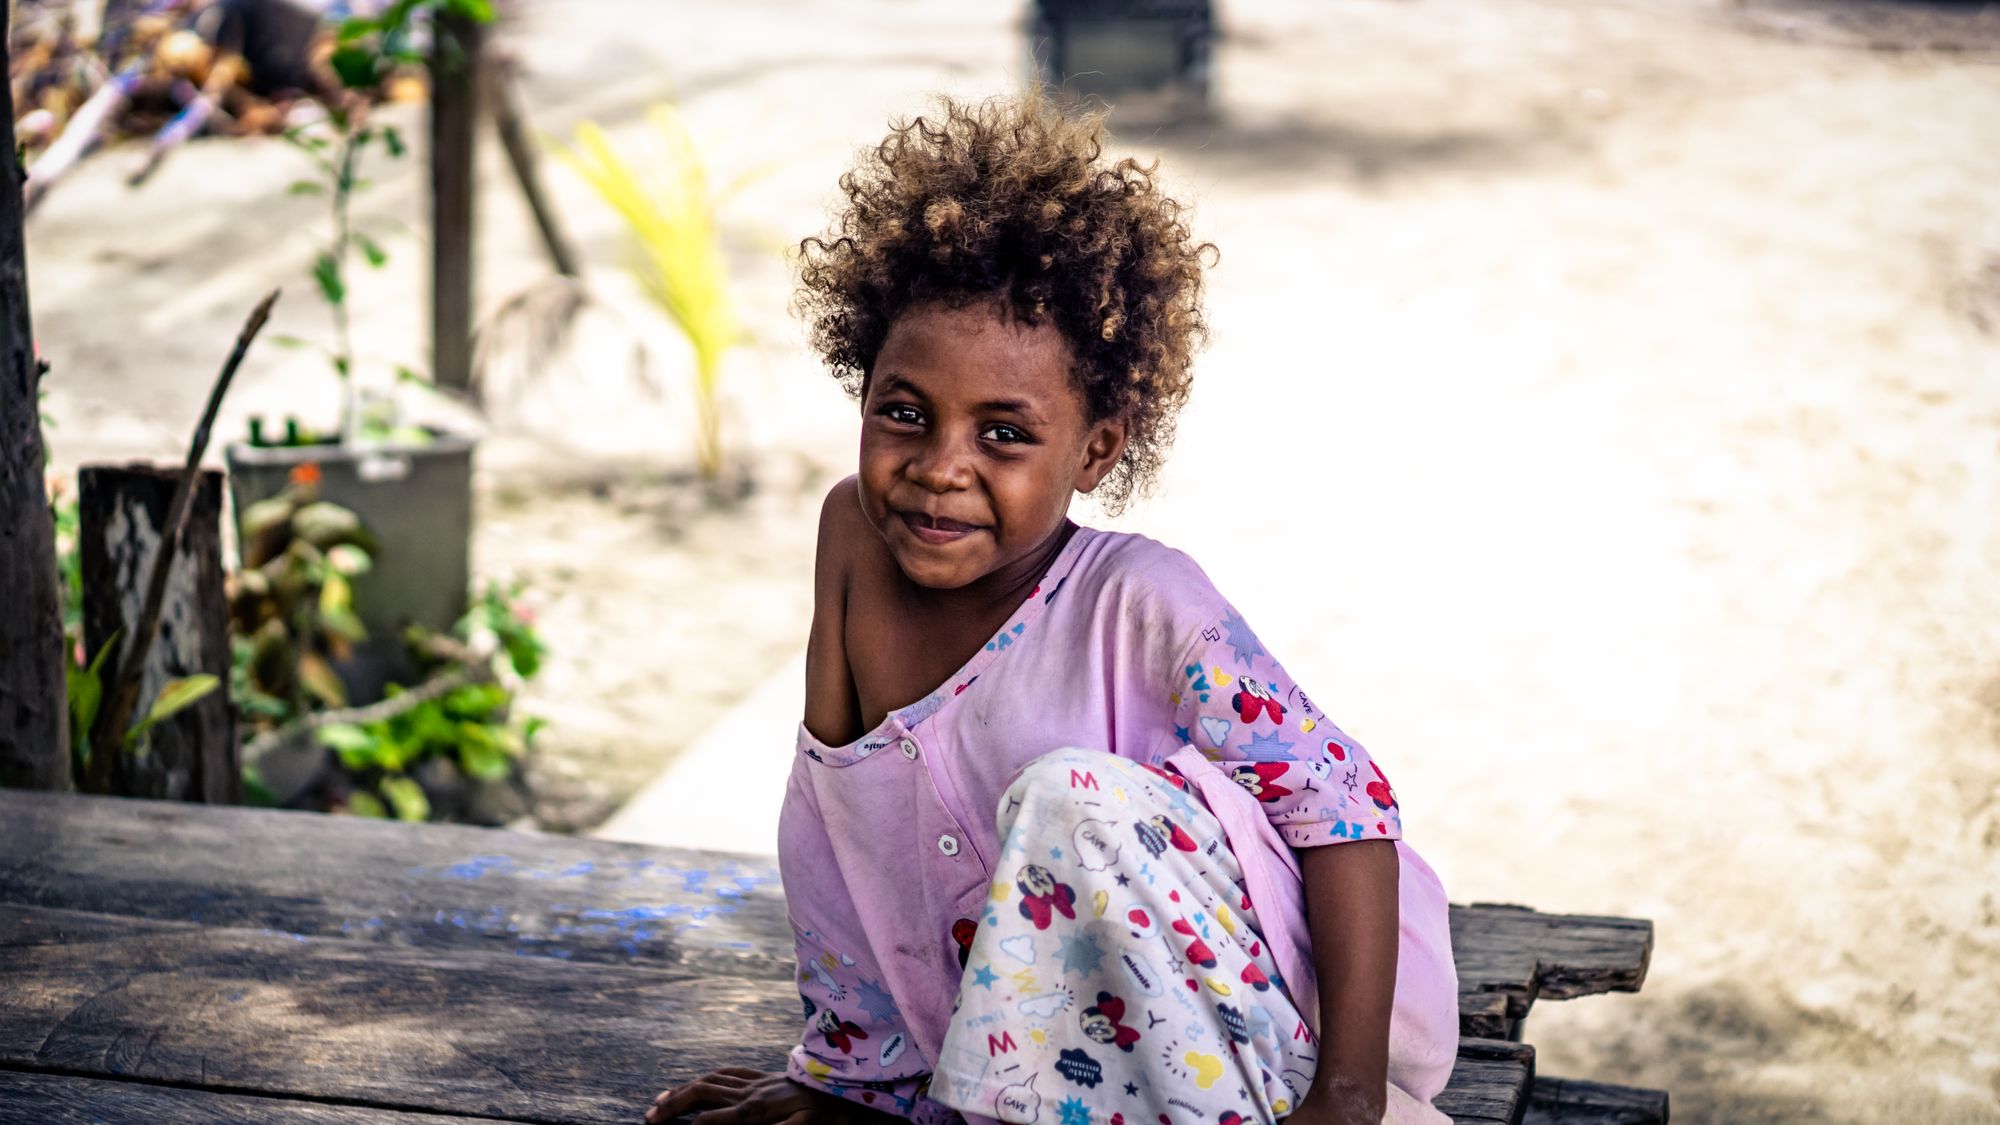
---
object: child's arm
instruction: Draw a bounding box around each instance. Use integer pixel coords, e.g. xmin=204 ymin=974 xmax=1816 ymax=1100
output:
xmin=1165 ymin=593 xmax=1412 ymax=1122
xmin=1296 ymin=840 xmax=1400 ymax=1125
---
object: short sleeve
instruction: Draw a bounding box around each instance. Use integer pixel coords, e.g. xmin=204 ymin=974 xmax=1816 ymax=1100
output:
xmin=780 ymin=772 xmax=958 ymax=1125
xmin=1169 ymin=602 xmax=1404 ymax=848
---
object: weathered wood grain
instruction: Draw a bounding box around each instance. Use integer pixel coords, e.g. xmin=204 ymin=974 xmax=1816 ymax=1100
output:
xmin=77 ymin=464 xmax=237 ymax=803
xmin=1449 ymin=903 xmax=1653 ymax=1037
xmin=0 ymin=1068 xmax=539 ymax=1124
xmin=1434 ymin=1039 xmax=1535 ymax=1125
xmin=0 ymin=904 xmax=799 ymax=1125
xmin=1524 ymin=1076 xmax=1670 ymax=1125
xmin=0 ymin=790 xmax=792 ymax=979
xmin=0 ymin=791 xmax=1651 ymax=1046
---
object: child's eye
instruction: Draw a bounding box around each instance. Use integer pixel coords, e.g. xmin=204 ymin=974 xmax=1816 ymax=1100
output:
xmin=880 ymin=404 xmax=924 ymax=426
xmin=982 ymin=423 xmax=1030 ymax=444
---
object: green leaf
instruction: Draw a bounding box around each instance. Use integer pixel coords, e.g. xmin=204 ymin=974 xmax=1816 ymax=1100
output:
xmin=267 ymin=334 xmax=313 ymax=350
xmin=298 ymin=653 xmax=348 ymax=708
xmin=315 ymin=724 xmax=373 ymax=753
xmin=356 ymin=233 xmax=388 ymax=269
xmin=326 ymin=543 xmax=372 ymax=577
xmin=241 ymin=769 xmax=279 ymax=807
xmin=345 ymin=790 xmax=388 ymax=818
xmin=320 ymin=605 xmax=368 ymax=645
xmin=449 ymin=0 xmax=498 ymax=23
xmin=134 ymin=674 xmax=220 ymax=733
xmin=312 ymin=252 xmax=345 ymax=306
xmin=381 ymin=126 xmax=406 ymax=159
xmin=336 ymin=16 xmax=381 ymax=43
xmin=287 ymin=180 xmax=326 ymax=196
xmin=460 ymin=739 xmax=510 ymax=781
xmin=394 ymin=365 xmax=431 ymax=386
xmin=330 ymin=43 xmax=380 ymax=90
xmin=380 ymin=775 xmax=431 ymax=822
xmin=66 ymin=651 xmax=103 ymax=745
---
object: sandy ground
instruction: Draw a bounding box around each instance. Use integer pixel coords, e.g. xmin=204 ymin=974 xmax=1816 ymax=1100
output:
xmin=28 ymin=0 xmax=2000 ymax=1120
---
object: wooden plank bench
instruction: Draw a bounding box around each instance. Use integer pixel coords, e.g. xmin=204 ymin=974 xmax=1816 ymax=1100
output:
xmin=0 ymin=790 xmax=1666 ymax=1124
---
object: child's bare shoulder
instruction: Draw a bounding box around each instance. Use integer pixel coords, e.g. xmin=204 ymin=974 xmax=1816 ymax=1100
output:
xmin=803 ymin=477 xmax=892 ymax=743
xmin=813 ymin=475 xmax=894 ymax=586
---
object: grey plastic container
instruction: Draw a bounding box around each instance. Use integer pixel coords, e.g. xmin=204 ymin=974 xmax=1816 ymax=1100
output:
xmin=225 ymin=430 xmax=477 ymax=706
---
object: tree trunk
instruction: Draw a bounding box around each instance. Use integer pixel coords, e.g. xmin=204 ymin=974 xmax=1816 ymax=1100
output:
xmin=77 ymin=465 xmax=239 ymax=803
xmin=0 ymin=0 xmax=71 ymax=793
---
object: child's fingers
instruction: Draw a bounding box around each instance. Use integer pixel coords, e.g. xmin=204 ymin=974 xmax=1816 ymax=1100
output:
xmin=646 ymin=1074 xmax=754 ymax=1122
xmin=692 ymin=1089 xmax=806 ymax=1125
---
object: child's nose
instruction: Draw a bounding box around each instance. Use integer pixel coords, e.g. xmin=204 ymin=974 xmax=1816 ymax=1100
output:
xmin=908 ymin=438 xmax=975 ymax=491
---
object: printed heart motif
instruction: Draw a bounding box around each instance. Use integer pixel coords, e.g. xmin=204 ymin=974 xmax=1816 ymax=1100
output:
xmin=1199 ymin=716 xmax=1232 ymax=748
xmin=1299 ymin=717 xmax=1316 ymax=733
xmin=1324 ymin=738 xmax=1347 ymax=762
xmin=1126 ymin=907 xmax=1157 ymax=938
xmin=1211 ymin=667 xmax=1233 ymax=686
xmin=999 ymin=935 xmax=1038 ymax=964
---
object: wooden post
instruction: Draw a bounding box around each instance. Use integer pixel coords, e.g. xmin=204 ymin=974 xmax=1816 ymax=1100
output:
xmin=77 ymin=465 xmax=238 ymax=803
xmin=0 ymin=0 xmax=71 ymax=793
xmin=429 ymin=10 xmax=484 ymax=391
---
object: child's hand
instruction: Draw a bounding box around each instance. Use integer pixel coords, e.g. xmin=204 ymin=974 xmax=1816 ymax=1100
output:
xmin=645 ymin=1068 xmax=854 ymax=1125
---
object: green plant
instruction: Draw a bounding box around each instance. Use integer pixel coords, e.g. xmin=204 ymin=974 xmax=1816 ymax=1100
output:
xmin=310 ymin=583 xmax=546 ymax=821
xmin=274 ymin=0 xmax=496 ymax=446
xmin=557 ymin=105 xmax=746 ymax=477
xmin=229 ymin=465 xmax=378 ymax=724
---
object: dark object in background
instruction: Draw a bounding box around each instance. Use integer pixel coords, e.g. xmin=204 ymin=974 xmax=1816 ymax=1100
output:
xmin=205 ymin=0 xmax=324 ymax=95
xmin=1029 ymin=0 xmax=1214 ymax=114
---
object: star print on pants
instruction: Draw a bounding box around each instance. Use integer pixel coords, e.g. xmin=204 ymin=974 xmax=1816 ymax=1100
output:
xmin=1058 ymin=932 xmax=1106 ymax=975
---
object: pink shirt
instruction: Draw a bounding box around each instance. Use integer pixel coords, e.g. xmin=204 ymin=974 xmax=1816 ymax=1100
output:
xmin=779 ymin=527 xmax=1410 ymax=1117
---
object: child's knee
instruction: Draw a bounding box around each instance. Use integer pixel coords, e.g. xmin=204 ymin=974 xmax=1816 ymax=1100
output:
xmin=996 ymin=748 xmax=1122 ymax=831
xmin=1005 ymin=747 xmax=1128 ymax=802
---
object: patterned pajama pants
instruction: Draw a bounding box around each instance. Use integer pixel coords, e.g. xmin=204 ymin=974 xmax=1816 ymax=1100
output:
xmin=930 ymin=749 xmax=1319 ymax=1125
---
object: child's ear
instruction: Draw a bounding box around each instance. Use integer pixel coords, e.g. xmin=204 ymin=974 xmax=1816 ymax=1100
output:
xmin=1073 ymin=417 xmax=1129 ymax=495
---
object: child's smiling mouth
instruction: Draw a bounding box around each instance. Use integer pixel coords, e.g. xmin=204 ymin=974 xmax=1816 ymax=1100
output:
xmin=897 ymin=509 xmax=985 ymax=545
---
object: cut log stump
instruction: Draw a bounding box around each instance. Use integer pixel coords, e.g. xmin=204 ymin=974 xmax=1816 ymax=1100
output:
xmin=76 ymin=463 xmax=238 ymax=803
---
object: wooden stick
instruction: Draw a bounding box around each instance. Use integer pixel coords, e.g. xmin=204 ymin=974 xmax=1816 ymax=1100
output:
xmin=241 ymin=637 xmax=496 ymax=768
xmin=486 ymin=53 xmax=578 ymax=277
xmin=128 ymin=74 xmax=234 ymax=188
xmin=24 ymin=62 xmax=141 ymax=214
xmin=89 ymin=290 xmax=278 ymax=783
xmin=429 ymin=11 xmax=483 ymax=391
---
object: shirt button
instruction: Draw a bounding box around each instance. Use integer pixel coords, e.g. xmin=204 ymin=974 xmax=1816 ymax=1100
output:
xmin=937 ymin=834 xmax=960 ymax=857
xmin=900 ymin=738 xmax=919 ymax=760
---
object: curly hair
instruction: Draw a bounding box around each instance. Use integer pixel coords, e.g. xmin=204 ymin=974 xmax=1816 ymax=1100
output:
xmin=795 ymin=94 xmax=1215 ymax=512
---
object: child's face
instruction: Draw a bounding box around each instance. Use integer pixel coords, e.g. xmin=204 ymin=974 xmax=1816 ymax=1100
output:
xmin=859 ymin=301 xmax=1125 ymax=591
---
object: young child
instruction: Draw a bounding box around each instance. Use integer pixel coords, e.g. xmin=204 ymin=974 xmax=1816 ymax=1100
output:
xmin=648 ymin=95 xmax=1458 ymax=1125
